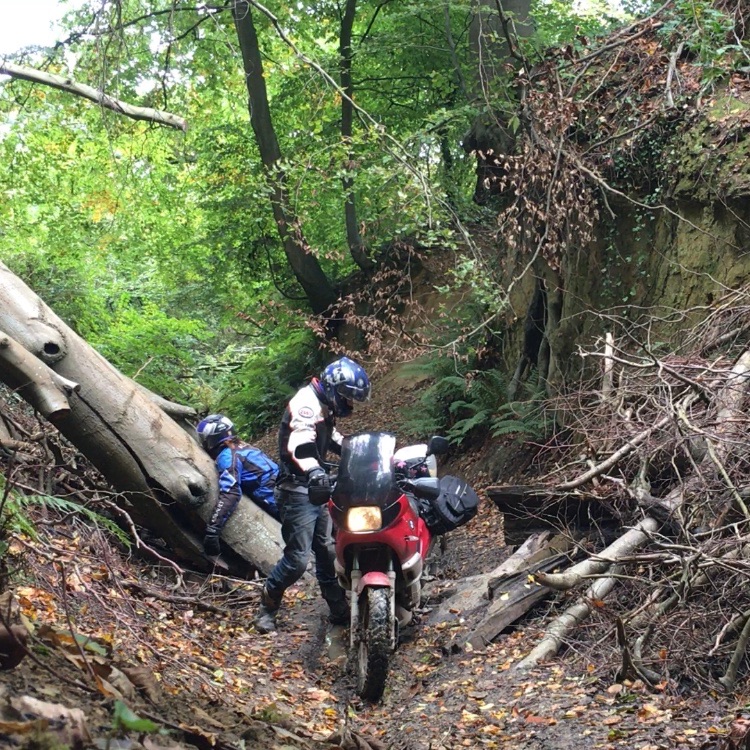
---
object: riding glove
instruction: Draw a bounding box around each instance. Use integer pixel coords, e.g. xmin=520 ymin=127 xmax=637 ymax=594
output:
xmin=307 ymin=467 xmax=331 ymax=506
xmin=203 ymin=525 xmax=221 ymax=557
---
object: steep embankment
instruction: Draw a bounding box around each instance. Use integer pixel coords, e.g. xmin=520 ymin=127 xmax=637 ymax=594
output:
xmin=474 ymin=14 xmax=750 ymax=395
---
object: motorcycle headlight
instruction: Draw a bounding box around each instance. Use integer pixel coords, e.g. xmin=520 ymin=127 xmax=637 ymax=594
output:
xmin=346 ymin=506 xmax=382 ymax=532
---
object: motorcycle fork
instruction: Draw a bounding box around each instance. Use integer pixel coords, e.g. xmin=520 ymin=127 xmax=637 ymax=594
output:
xmin=349 ymin=552 xmax=397 ymax=651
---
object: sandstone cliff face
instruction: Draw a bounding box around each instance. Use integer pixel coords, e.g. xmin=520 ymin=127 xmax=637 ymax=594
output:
xmin=498 ymin=85 xmax=750 ymax=394
xmin=635 ymin=90 xmax=750 ymax=312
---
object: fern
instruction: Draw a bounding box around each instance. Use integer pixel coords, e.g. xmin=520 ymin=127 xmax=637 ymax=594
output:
xmin=401 ymin=353 xmax=551 ymax=446
xmin=0 ymin=495 xmax=37 ymax=538
xmin=490 ymin=398 xmax=548 ymax=441
xmin=401 ymin=355 xmax=468 ymax=440
xmin=448 ymin=408 xmax=493 ymax=442
xmin=491 ymin=419 xmax=539 ymax=437
xmin=0 ymin=485 xmax=131 ymax=547
xmin=448 ymin=399 xmax=472 ymax=414
xmin=20 ymin=495 xmax=131 ymax=547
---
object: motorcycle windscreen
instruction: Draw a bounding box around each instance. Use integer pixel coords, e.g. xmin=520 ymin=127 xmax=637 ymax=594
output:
xmin=332 ymin=432 xmax=399 ymax=508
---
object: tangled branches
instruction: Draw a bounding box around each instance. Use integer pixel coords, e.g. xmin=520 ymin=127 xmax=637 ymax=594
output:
xmin=476 ymin=2 xmax=747 ymax=279
xmin=490 ymin=84 xmax=600 ymax=272
xmin=310 ymin=243 xmax=483 ymax=370
xmin=515 ymin=286 xmax=750 ymax=690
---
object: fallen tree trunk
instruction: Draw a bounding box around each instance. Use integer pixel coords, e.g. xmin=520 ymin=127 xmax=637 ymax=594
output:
xmin=515 ymin=566 xmax=622 ymax=670
xmin=0 ymin=330 xmax=79 ymax=422
xmin=0 ymin=261 xmax=282 ymax=575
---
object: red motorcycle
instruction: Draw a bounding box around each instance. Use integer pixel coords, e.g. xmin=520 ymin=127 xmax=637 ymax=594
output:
xmin=328 ymin=432 xmax=450 ymax=701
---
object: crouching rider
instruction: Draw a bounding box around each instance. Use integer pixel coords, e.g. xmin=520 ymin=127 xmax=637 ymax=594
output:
xmin=255 ymin=357 xmax=371 ymax=634
xmin=196 ymin=414 xmax=280 ymax=557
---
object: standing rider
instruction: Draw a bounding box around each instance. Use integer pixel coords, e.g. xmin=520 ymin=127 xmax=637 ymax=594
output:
xmin=255 ymin=356 xmax=371 ymax=634
xmin=196 ymin=414 xmax=280 ymax=557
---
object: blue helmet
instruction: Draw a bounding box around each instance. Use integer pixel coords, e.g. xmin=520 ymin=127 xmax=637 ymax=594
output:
xmin=320 ymin=357 xmax=370 ymax=417
xmin=196 ymin=414 xmax=234 ymax=454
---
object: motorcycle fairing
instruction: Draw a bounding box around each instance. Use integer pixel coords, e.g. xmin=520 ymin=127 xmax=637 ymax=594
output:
xmin=334 ymin=494 xmax=431 ymax=589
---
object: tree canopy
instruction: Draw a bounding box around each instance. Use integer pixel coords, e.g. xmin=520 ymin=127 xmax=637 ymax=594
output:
xmin=1 ymin=0 xmax=739 ymax=433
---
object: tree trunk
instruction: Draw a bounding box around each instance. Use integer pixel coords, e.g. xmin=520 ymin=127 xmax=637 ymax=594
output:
xmin=340 ymin=0 xmax=373 ymax=273
xmin=232 ymin=1 xmax=338 ymax=314
xmin=0 ymin=261 xmax=283 ymax=576
xmin=468 ymin=0 xmax=533 ymax=96
xmin=464 ymin=0 xmax=534 ymax=203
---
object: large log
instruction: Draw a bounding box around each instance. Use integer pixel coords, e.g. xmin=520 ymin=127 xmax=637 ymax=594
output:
xmin=0 ymin=330 xmax=79 ymax=421
xmin=0 ymin=261 xmax=282 ymax=575
xmin=428 ymin=532 xmax=554 ymax=625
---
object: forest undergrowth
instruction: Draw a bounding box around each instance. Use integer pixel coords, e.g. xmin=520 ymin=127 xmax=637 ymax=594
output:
xmin=3 ymin=336 xmax=750 ymax=750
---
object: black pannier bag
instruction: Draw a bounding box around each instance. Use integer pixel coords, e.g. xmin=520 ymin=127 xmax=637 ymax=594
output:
xmin=419 ymin=475 xmax=479 ymax=535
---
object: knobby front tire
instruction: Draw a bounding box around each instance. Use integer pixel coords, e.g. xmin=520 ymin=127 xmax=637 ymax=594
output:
xmin=356 ymin=587 xmax=392 ymax=701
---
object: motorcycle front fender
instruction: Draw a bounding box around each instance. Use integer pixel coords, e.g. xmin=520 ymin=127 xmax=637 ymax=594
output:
xmin=356 ymin=571 xmax=392 ymax=595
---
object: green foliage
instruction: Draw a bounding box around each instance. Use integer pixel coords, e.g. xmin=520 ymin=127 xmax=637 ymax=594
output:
xmin=659 ymin=0 xmax=746 ymax=88
xmin=0 ymin=477 xmax=131 ymax=548
xmin=90 ymin=298 xmax=211 ymax=402
xmin=446 ymin=369 xmax=508 ymax=444
xmin=399 ymin=358 xmax=462 ymax=440
xmin=14 ymin=494 xmax=131 ymax=548
xmin=530 ymin=0 xmax=626 ymax=50
xmin=490 ymin=394 xmax=548 ymax=440
xmin=0 ymin=485 xmax=37 ymax=540
xmin=112 ymin=700 xmax=162 ymax=734
xmin=0 ymin=0 xmax=654 ymax=442
xmin=218 ymin=327 xmax=320 ymax=438
xmin=401 ymin=356 xmax=549 ymax=446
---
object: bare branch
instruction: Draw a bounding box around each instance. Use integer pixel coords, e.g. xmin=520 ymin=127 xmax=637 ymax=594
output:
xmin=0 ymin=61 xmax=187 ymax=131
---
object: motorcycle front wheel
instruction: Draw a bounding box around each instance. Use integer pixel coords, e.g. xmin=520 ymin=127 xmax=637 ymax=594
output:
xmin=356 ymin=587 xmax=392 ymax=701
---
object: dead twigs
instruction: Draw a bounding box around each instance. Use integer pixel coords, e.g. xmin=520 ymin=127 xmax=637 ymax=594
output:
xmin=505 ymin=315 xmax=750 ymax=687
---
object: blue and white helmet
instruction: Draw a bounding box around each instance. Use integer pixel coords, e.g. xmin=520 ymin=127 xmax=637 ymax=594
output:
xmin=196 ymin=414 xmax=234 ymax=453
xmin=320 ymin=357 xmax=370 ymax=417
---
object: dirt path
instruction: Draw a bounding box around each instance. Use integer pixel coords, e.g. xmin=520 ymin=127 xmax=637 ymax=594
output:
xmin=3 ymin=486 xmax=738 ymax=750
xmin=266 ymin=511 xmax=730 ymax=750
xmin=252 ymin=367 xmax=737 ymax=749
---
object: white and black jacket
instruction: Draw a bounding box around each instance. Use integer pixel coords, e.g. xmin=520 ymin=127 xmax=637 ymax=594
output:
xmin=278 ymin=381 xmax=343 ymax=484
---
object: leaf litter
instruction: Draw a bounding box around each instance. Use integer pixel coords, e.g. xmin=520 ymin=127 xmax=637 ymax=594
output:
xmin=0 ymin=375 xmax=745 ymax=750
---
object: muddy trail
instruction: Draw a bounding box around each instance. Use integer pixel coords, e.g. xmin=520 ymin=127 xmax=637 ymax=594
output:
xmin=0 ymin=368 xmax=742 ymax=750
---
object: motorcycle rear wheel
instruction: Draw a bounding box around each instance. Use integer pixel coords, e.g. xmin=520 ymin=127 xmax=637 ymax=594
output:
xmin=356 ymin=587 xmax=392 ymax=701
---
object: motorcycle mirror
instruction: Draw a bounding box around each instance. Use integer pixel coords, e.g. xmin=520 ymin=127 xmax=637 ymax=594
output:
xmin=409 ymin=477 xmax=441 ymax=500
xmin=427 ymin=436 xmax=450 ymax=456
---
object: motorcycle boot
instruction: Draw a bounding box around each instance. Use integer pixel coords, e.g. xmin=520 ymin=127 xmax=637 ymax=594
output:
xmin=255 ymin=586 xmax=281 ymax=634
xmin=320 ymin=583 xmax=349 ymax=626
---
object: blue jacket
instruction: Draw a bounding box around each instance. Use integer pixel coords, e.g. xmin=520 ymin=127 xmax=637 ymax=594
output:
xmin=209 ymin=444 xmax=279 ymax=527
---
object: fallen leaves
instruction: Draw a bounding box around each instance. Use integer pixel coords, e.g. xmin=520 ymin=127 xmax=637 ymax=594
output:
xmin=0 ymin=689 xmax=92 ymax=749
xmin=2 ymin=462 xmax=732 ymax=750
